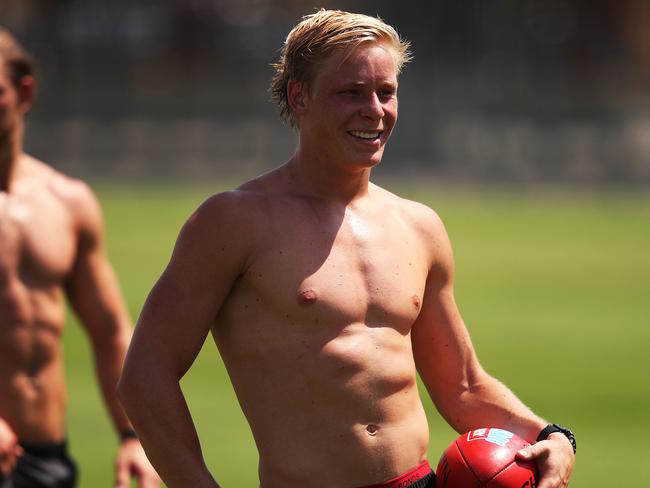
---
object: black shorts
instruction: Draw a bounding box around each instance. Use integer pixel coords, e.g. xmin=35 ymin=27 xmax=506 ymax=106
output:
xmin=0 ymin=441 xmax=77 ymax=488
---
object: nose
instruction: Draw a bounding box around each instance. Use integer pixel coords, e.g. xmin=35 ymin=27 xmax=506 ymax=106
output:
xmin=359 ymin=92 xmax=384 ymax=120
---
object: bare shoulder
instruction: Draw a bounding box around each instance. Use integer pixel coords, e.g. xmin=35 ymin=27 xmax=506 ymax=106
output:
xmin=173 ymin=187 xmax=270 ymax=271
xmin=372 ymin=183 xmax=447 ymax=239
xmin=25 ymin=156 xmax=92 ymax=199
xmin=372 ymin=183 xmax=452 ymax=270
xmin=184 ymin=188 xmax=268 ymax=238
xmin=23 ymin=156 xmax=103 ymax=236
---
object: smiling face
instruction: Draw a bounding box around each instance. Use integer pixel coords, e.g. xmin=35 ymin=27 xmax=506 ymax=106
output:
xmin=292 ymin=41 xmax=399 ymax=171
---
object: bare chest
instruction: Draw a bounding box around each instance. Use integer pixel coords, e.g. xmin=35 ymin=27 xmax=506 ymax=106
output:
xmin=0 ymin=193 xmax=77 ymax=288
xmin=222 ymin=208 xmax=430 ymax=335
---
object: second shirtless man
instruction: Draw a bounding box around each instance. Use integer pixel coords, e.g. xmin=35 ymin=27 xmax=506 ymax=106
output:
xmin=118 ymin=10 xmax=575 ymax=488
xmin=0 ymin=28 xmax=159 ymax=488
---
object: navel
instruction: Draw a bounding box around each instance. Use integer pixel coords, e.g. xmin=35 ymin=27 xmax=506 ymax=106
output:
xmin=297 ymin=289 xmax=318 ymax=306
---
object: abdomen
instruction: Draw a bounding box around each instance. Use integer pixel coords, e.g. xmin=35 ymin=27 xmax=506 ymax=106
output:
xmin=216 ymin=320 xmax=430 ymax=486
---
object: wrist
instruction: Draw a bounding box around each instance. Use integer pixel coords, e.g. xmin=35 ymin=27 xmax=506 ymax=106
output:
xmin=548 ymin=431 xmax=573 ymax=450
xmin=119 ymin=428 xmax=138 ymax=443
xmin=536 ymin=423 xmax=576 ymax=454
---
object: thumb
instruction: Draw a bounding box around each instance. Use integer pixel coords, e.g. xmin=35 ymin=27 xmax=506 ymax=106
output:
xmin=516 ymin=442 xmax=543 ymax=461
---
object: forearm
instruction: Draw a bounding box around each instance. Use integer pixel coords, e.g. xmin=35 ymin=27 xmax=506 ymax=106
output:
xmin=117 ymin=369 xmax=219 ymax=487
xmin=439 ymin=370 xmax=546 ymax=442
xmin=91 ymin=323 xmax=135 ymax=434
xmin=68 ymin=255 xmax=137 ymax=434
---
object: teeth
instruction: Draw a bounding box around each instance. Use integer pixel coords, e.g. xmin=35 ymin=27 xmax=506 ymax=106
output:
xmin=350 ymin=130 xmax=380 ymax=140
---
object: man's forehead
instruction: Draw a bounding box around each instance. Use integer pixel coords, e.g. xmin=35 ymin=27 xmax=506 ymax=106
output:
xmin=318 ymin=42 xmax=398 ymax=81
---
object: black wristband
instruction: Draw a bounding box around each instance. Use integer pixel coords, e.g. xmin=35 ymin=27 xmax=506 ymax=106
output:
xmin=537 ymin=423 xmax=576 ymax=454
xmin=120 ymin=429 xmax=138 ymax=442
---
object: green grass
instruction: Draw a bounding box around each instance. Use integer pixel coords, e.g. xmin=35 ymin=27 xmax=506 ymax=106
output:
xmin=62 ymin=180 xmax=650 ymax=487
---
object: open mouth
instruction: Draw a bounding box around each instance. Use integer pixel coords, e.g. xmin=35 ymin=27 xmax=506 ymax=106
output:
xmin=348 ymin=130 xmax=382 ymax=141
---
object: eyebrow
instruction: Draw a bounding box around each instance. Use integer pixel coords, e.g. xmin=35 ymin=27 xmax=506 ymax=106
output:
xmin=336 ymin=80 xmax=398 ymax=89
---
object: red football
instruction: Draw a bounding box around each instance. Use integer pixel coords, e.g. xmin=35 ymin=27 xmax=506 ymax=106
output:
xmin=436 ymin=428 xmax=538 ymax=487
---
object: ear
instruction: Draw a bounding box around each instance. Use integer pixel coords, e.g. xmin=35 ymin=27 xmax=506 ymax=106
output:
xmin=287 ymin=79 xmax=308 ymax=116
xmin=17 ymin=75 xmax=35 ymax=113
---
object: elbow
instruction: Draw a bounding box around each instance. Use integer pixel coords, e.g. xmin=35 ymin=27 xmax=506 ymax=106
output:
xmin=462 ymin=355 xmax=488 ymax=387
xmin=117 ymin=356 xmax=179 ymax=413
xmin=116 ymin=372 xmax=129 ymax=406
xmin=443 ymin=362 xmax=489 ymax=405
xmin=116 ymin=363 xmax=139 ymax=412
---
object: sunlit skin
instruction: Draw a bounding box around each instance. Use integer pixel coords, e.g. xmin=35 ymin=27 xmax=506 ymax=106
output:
xmin=119 ymin=40 xmax=575 ymax=488
xmin=292 ymin=42 xmax=399 ymax=175
xmin=0 ymin=61 xmax=160 ymax=487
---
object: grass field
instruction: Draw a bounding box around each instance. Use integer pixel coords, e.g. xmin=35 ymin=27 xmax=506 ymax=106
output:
xmin=62 ymin=179 xmax=650 ymax=487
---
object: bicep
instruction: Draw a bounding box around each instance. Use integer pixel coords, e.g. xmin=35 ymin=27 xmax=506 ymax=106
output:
xmin=411 ymin=214 xmax=483 ymax=408
xmin=67 ymin=249 xmax=130 ymax=335
xmin=65 ymin=185 xmax=130 ymax=337
xmin=127 ymin=203 xmax=248 ymax=380
xmin=412 ymin=285 xmax=480 ymax=397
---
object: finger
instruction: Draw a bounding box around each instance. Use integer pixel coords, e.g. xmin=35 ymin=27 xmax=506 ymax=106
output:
xmin=0 ymin=455 xmax=13 ymax=477
xmin=535 ymin=475 xmax=560 ymax=488
xmin=114 ymin=460 xmax=131 ymax=488
xmin=129 ymin=462 xmax=160 ymax=488
xmin=7 ymin=453 xmax=18 ymax=475
xmin=0 ymin=448 xmax=16 ymax=474
xmin=140 ymin=473 xmax=162 ymax=488
xmin=131 ymin=465 xmax=154 ymax=488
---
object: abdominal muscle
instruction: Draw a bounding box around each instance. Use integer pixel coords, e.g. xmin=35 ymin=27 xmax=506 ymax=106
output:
xmin=0 ymin=286 xmax=68 ymax=443
xmin=214 ymin=320 xmax=431 ymax=488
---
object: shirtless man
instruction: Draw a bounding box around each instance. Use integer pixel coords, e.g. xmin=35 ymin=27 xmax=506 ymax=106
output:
xmin=0 ymin=29 xmax=160 ymax=487
xmin=118 ymin=10 xmax=575 ymax=488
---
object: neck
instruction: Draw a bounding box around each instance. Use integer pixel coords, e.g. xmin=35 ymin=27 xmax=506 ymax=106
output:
xmin=286 ymin=145 xmax=373 ymax=204
xmin=0 ymin=125 xmax=23 ymax=192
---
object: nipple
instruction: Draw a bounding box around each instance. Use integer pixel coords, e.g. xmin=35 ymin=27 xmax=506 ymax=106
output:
xmin=297 ymin=289 xmax=318 ymax=306
xmin=412 ymin=294 xmax=421 ymax=310
xmin=366 ymin=424 xmax=379 ymax=436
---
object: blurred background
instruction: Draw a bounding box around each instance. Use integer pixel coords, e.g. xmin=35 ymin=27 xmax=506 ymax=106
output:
xmin=2 ymin=0 xmax=649 ymax=184
xmin=2 ymin=1 xmax=648 ymax=487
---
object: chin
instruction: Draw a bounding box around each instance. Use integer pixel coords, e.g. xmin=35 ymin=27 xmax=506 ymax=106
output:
xmin=347 ymin=148 xmax=385 ymax=168
xmin=361 ymin=153 xmax=384 ymax=168
xmin=344 ymin=157 xmax=380 ymax=170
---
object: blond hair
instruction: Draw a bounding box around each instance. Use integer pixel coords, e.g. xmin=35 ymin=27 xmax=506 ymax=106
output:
xmin=270 ymin=9 xmax=412 ymax=127
xmin=0 ymin=27 xmax=35 ymax=88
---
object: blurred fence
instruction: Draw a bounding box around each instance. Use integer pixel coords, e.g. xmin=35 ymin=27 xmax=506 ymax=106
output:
xmin=4 ymin=0 xmax=650 ymax=184
xmin=25 ymin=113 xmax=650 ymax=184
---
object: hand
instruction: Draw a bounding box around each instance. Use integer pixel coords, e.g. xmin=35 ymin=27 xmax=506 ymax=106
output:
xmin=517 ymin=432 xmax=575 ymax=488
xmin=0 ymin=417 xmax=23 ymax=478
xmin=115 ymin=438 xmax=161 ymax=488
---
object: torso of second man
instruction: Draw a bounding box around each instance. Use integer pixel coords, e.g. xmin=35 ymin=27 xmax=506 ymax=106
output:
xmin=0 ymin=157 xmax=83 ymax=442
